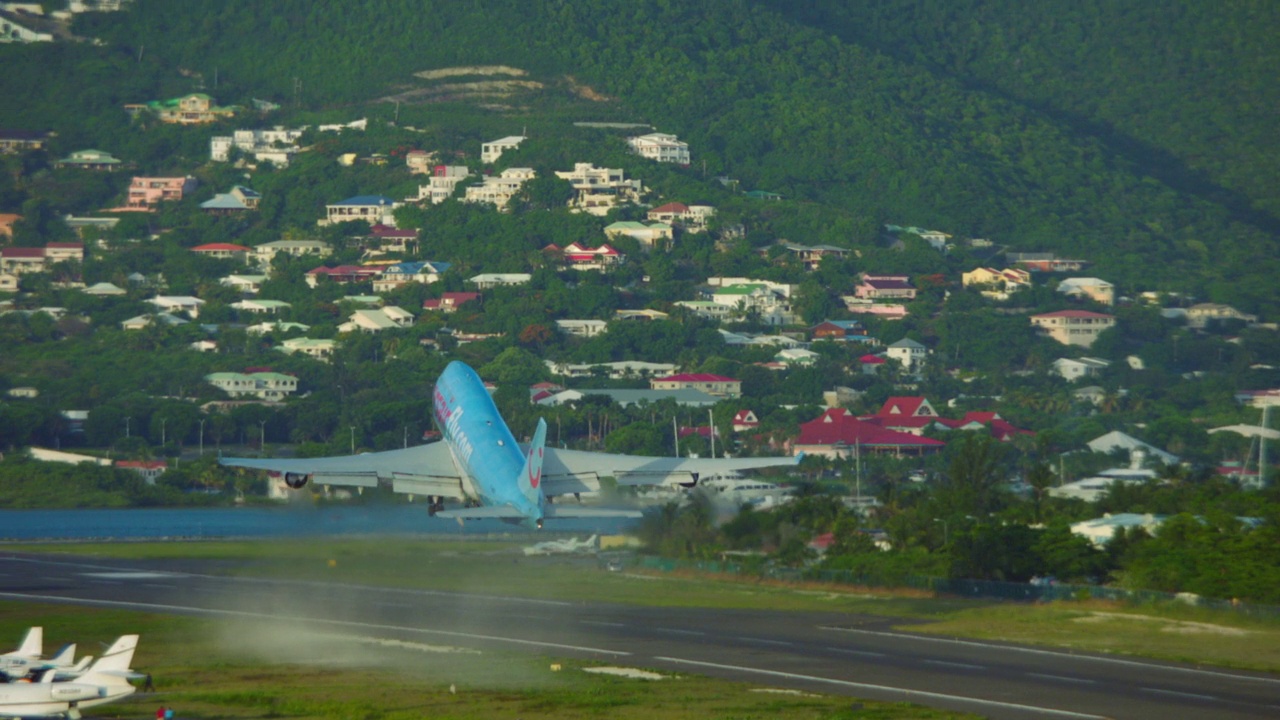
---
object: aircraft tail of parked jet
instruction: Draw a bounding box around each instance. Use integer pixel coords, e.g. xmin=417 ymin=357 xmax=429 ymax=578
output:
xmin=77 ymin=634 xmax=138 ymax=687
xmin=49 ymin=655 xmax=94 ymax=681
xmin=15 ymin=627 xmax=41 ymax=658
xmin=45 ymin=644 xmax=75 ymax=668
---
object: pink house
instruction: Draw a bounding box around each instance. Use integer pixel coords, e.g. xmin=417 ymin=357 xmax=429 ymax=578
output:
xmin=422 ymin=292 xmax=481 ymax=313
xmin=127 ymin=176 xmax=198 ymax=209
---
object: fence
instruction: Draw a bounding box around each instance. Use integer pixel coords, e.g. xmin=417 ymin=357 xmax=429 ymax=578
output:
xmin=636 ymin=556 xmax=1280 ymax=620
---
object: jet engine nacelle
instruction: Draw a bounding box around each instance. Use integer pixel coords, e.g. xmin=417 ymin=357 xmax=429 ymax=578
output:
xmin=284 ymin=472 xmax=310 ymax=489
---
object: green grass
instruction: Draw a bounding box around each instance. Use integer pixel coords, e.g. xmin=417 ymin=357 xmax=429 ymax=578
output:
xmin=17 ymin=538 xmax=1280 ymax=674
xmin=0 ymin=603 xmax=973 ymax=720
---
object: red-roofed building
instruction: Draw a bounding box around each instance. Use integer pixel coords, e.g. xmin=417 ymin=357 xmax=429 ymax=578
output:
xmin=1031 ymin=310 xmax=1116 ymax=347
xmin=858 ymin=397 xmax=941 ymax=436
xmin=932 ymin=411 xmax=1034 ymax=442
xmin=859 ymin=354 xmax=886 ymax=375
xmin=854 ymin=274 xmax=916 ymax=300
xmin=647 ymin=202 xmax=715 ymax=232
xmin=732 ymin=409 xmax=759 ymax=432
xmin=305 ymin=265 xmax=381 ymax=287
xmin=651 ymin=373 xmax=741 ymax=398
xmin=422 ymin=292 xmax=480 ymax=313
xmin=794 ymin=408 xmax=945 ymax=457
xmin=192 ymin=243 xmax=252 ymax=260
xmin=369 ymin=224 xmax=419 ymax=253
xmin=560 ymin=242 xmax=624 ymax=271
xmin=0 ymin=246 xmax=47 ymax=275
xmin=115 ymin=459 xmax=168 ymax=484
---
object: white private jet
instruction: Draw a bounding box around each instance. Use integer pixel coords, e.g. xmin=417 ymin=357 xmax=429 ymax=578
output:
xmin=0 ymin=635 xmax=139 ymax=719
xmin=522 ymin=534 xmax=599 ymax=556
xmin=0 ymin=628 xmax=88 ymax=682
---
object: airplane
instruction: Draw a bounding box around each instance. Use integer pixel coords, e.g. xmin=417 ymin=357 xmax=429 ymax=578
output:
xmin=0 ymin=627 xmax=42 ymax=679
xmin=221 ymin=360 xmax=800 ymax=529
xmin=522 ymin=534 xmax=599 ymax=556
xmin=0 ymin=635 xmax=139 ymax=719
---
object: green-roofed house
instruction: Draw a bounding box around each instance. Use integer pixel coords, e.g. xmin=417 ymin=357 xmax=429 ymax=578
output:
xmin=604 ymin=221 xmax=672 ymax=250
xmin=55 ymin=149 xmax=123 ymax=171
xmin=125 ymin=93 xmax=236 ymax=125
xmin=277 ymin=337 xmax=337 ymax=362
xmin=205 ymin=370 xmax=298 ymax=400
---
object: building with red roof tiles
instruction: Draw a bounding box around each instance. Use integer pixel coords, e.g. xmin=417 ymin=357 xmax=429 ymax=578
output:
xmin=115 ymin=459 xmax=168 ymax=484
xmin=422 ymin=291 xmax=480 ymax=313
xmin=1030 ymin=309 xmax=1116 ymax=347
xmin=305 ymin=265 xmax=381 ymax=287
xmin=651 ymin=373 xmax=741 ymax=398
xmin=0 ymin=246 xmax=47 ymax=275
xmin=794 ymin=408 xmax=945 ymax=458
xmin=560 ymin=242 xmax=624 ymax=271
xmin=859 ymin=354 xmax=887 ymax=375
xmin=192 ymin=243 xmax=252 ymax=259
xmin=732 ymin=409 xmax=759 ymax=432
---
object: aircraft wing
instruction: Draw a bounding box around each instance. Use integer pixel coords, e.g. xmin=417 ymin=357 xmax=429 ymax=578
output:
xmin=540 ymin=448 xmax=799 ymax=487
xmin=220 ymin=442 xmax=465 ymax=499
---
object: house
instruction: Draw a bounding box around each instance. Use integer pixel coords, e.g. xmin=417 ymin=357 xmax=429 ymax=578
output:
xmin=200 ymin=186 xmax=261 ymax=214
xmin=411 ymin=165 xmax=472 ymax=204
xmin=884 ymin=225 xmax=953 ymax=251
xmin=732 ymin=410 xmax=759 ymax=432
xmin=231 ymin=299 xmax=291 ymax=314
xmin=481 ymin=135 xmax=526 ymax=164
xmin=1031 ymin=310 xmax=1116 ymax=347
xmin=247 ymin=321 xmax=309 ymax=335
xmin=932 ymin=411 xmax=1034 ymax=443
xmin=0 ymin=272 xmax=17 ymax=291
xmin=1049 ymin=467 xmax=1157 ymax=502
xmin=210 ymin=127 xmax=305 ymax=166
xmin=810 ymin=320 xmax=868 ymax=342
xmin=861 ymin=396 xmax=940 ymax=435
xmin=962 ymin=267 xmax=1032 ymax=299
xmin=115 ymin=460 xmax=167 ymax=485
xmin=843 ymin=298 xmax=908 ymax=319
xmin=775 ymin=347 xmax=820 ymax=366
xmin=555 ymin=319 xmax=608 ymax=338
xmin=859 ymin=354 xmax=887 ymax=375
xmin=422 ymin=292 xmax=480 ymax=313
xmin=535 ymin=388 xmax=720 ymax=409
xmin=854 ymin=274 xmax=916 ymax=300
xmin=54 ymin=149 xmax=123 ymax=171
xmin=82 ymin=281 xmax=126 ymax=296
xmin=1185 ymin=303 xmax=1258 ymax=329
xmin=191 ymin=243 xmax=252 ymax=260
xmin=277 ymin=337 xmax=337 ymax=361
xmin=322 ymin=195 xmax=397 ymax=226
xmin=651 ymin=373 xmax=741 ymax=398
xmin=546 ymin=242 xmax=625 ymax=271
xmin=404 ymin=149 xmax=438 ymax=174
xmin=743 ymin=190 xmax=782 ymax=201
xmin=305 ymin=265 xmax=381 ymax=287
xmin=1073 ymin=385 xmax=1108 ymax=406
xmin=1057 ymin=277 xmax=1115 ymax=306
xmin=1051 ymin=357 xmax=1111 ymax=381
xmin=0 ymin=246 xmax=47 ymax=275
xmin=463 ymin=167 xmax=536 ymax=209
xmin=626 ymin=132 xmax=690 ymax=164
xmin=544 ymin=360 xmax=678 ymax=379
xmin=338 ymin=306 xmax=415 ymax=333
xmin=68 ymin=1 xmax=136 ymax=12
xmin=0 ymin=13 xmax=52 ymax=42
xmin=120 ymin=312 xmax=187 ymax=330
xmin=125 ymin=93 xmax=235 ymax=124
xmin=647 ymin=202 xmax=715 ymax=232
xmin=255 ymin=239 xmax=331 ymax=267
xmin=793 ymin=408 xmax=945 ymax=458
xmin=468 ymin=273 xmax=530 ymax=289
xmin=126 ymin=176 xmax=198 ymax=209
xmin=371 ymin=260 xmax=450 ymax=292
xmin=368 ymin=224 xmax=419 ymax=254
xmin=555 ymin=163 xmax=644 ymax=216
xmin=44 ymin=242 xmax=84 ymax=264
xmin=614 ymin=309 xmax=669 ymax=321
xmin=1086 ymin=430 xmax=1179 ymax=465
xmin=1008 ymin=252 xmax=1090 ymax=273
xmin=885 ymin=338 xmax=927 ymax=374
xmin=773 ymin=242 xmax=851 ymax=271
xmin=708 ymin=283 xmax=794 ymax=325
xmin=220 ymin=274 xmax=267 ymax=295
xmin=148 ymin=295 xmax=205 ymax=318
xmin=603 ymin=221 xmax=672 ymax=250
xmin=206 ymin=371 xmax=298 ymax=400
xmin=0 ymin=129 xmax=47 ymax=153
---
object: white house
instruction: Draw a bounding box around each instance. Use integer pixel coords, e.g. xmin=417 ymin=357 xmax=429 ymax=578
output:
xmin=463 ymin=167 xmax=535 ymax=209
xmin=254 ymin=239 xmax=331 ymax=267
xmin=468 ymin=273 xmax=531 ymax=289
xmin=1070 ymin=513 xmax=1166 ymax=548
xmin=206 ymin=371 xmax=298 ymax=400
xmin=338 ymin=306 xmax=415 ymax=333
xmin=886 ymin=338 xmax=927 ymax=374
xmin=148 ymin=295 xmax=204 ymax=318
xmin=231 ymin=299 xmax=291 ymax=314
xmin=210 ymin=127 xmax=306 ymax=166
xmin=277 ymin=337 xmax=336 ymax=361
xmin=604 ymin=221 xmax=673 ymax=249
xmin=321 ymin=195 xmax=397 ymax=226
xmin=410 ymin=165 xmax=472 ymax=204
xmin=1057 ymin=277 xmax=1116 ymax=306
xmin=481 ymin=135 xmax=526 ymax=164
xmin=555 ymin=163 xmax=644 ymax=216
xmin=555 ymin=319 xmax=608 ymax=338
xmin=627 ymin=133 xmax=690 ymax=164
xmin=1051 ymin=356 xmax=1111 ymax=381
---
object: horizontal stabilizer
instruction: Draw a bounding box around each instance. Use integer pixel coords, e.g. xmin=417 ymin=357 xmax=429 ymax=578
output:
xmin=435 ymin=505 xmax=528 ymax=520
xmin=544 ymin=505 xmax=643 ymax=519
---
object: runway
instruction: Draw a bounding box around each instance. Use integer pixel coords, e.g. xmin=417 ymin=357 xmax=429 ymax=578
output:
xmin=2 ymin=553 xmax=1277 ymax=719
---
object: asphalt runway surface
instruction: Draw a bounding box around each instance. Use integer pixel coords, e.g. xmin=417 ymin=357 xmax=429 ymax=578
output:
xmin=1 ymin=552 xmax=1277 ymax=719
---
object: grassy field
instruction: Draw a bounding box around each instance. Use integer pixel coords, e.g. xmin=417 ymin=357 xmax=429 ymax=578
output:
xmin=0 ymin=602 xmax=972 ymax=720
xmin=15 ymin=538 xmax=1280 ymax=674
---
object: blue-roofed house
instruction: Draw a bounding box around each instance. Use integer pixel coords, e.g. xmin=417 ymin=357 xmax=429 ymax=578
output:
xmin=373 ymin=260 xmax=451 ymax=292
xmin=322 ymin=194 xmax=398 ymax=226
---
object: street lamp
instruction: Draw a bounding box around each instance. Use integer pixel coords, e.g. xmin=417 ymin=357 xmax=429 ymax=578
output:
xmin=161 ymin=417 xmax=167 ymax=448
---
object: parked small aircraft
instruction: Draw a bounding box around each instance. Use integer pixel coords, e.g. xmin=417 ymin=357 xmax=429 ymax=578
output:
xmin=222 ymin=361 xmax=799 ymax=528
xmin=0 ymin=627 xmax=43 ymax=679
xmin=522 ymin=534 xmax=599 ymax=556
xmin=0 ymin=635 xmax=138 ymax=719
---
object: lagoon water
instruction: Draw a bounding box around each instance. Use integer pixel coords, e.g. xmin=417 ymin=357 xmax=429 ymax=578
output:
xmin=0 ymin=506 xmax=632 ymax=541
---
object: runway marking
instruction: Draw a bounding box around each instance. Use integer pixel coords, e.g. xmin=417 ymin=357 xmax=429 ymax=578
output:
xmin=88 ymin=580 xmax=120 ymax=585
xmin=0 ymin=591 xmax=631 ymax=658
xmin=374 ymin=601 xmax=411 ymax=609
xmin=142 ymin=583 xmax=174 ymax=590
xmin=923 ymin=660 xmax=984 ymax=670
xmin=1027 ymin=673 xmax=1096 ymax=685
xmin=580 ymin=620 xmax=625 ymax=628
xmin=655 ymin=656 xmax=1109 ymax=719
xmin=820 ymin=626 xmax=1280 ymax=685
xmin=657 ymin=628 xmax=705 ymax=637
xmin=1140 ymin=687 xmax=1217 ymax=702
xmin=737 ymin=637 xmax=793 ymax=647
xmin=82 ymin=572 xmax=176 ymax=580
xmin=825 ymin=647 xmax=885 ymax=658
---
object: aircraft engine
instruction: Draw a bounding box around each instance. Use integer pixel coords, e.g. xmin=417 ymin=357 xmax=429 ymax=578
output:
xmin=284 ymin=472 xmax=310 ymax=489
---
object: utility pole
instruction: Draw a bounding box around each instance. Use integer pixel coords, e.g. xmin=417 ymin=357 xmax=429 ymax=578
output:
xmin=259 ymin=420 xmax=266 ymax=450
xmin=124 ymin=416 xmax=131 ymax=438
xmin=708 ymin=409 xmax=716 ymax=459
xmin=160 ymin=418 xmax=167 ymax=448
xmin=198 ymin=418 xmax=206 ymax=457
xmin=350 ymin=426 xmax=356 ymax=454
xmin=1261 ymin=405 xmax=1271 ymax=487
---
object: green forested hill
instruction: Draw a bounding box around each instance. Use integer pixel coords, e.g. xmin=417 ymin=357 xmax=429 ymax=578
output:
xmin=3 ymin=0 xmax=1277 ymax=312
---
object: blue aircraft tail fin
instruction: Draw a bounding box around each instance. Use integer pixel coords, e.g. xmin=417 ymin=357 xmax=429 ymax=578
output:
xmin=517 ymin=418 xmax=548 ymax=504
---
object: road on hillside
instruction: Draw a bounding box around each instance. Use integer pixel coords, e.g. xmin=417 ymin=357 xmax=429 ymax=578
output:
xmin=1 ymin=553 xmax=1277 ymax=720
